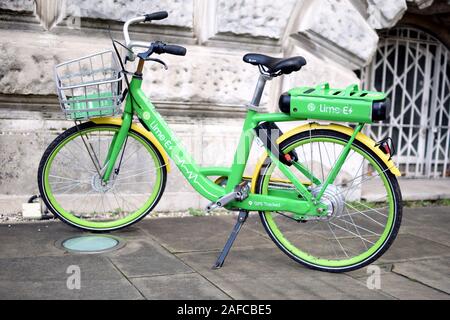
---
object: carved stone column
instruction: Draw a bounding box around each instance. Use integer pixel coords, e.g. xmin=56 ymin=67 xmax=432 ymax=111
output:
xmin=35 ymin=0 xmax=65 ymax=30
xmin=367 ymin=0 xmax=407 ymax=29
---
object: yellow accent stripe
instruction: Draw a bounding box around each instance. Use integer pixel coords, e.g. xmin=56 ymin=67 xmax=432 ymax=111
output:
xmin=91 ymin=117 xmax=171 ymax=172
xmin=250 ymin=123 xmax=401 ymax=193
xmin=251 ymin=153 xmax=268 ymax=193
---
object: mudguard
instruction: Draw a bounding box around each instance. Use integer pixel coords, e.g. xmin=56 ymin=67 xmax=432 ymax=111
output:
xmin=91 ymin=117 xmax=170 ymax=172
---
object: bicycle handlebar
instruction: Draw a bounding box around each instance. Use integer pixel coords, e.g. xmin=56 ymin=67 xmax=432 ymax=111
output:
xmin=123 ymin=11 xmax=187 ymax=62
xmin=144 ymin=11 xmax=168 ymax=22
xmin=123 ymin=18 xmax=145 ymax=47
xmin=156 ymin=44 xmax=187 ymax=56
xmin=137 ymin=41 xmax=187 ymax=61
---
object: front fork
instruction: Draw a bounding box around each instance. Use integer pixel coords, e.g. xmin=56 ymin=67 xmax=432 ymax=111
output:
xmin=101 ymin=111 xmax=133 ymax=182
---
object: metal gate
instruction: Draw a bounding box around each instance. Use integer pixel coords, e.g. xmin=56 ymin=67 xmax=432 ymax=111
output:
xmin=361 ymin=27 xmax=450 ymax=178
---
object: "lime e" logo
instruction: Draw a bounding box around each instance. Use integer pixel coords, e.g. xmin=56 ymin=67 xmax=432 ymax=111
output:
xmin=307 ymin=103 xmax=316 ymax=112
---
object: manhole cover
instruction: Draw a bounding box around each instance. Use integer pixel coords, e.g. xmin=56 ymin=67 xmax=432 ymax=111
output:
xmin=56 ymin=235 xmax=125 ymax=254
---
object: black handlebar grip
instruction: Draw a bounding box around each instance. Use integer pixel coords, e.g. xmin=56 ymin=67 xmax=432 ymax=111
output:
xmin=163 ymin=44 xmax=187 ymax=56
xmin=144 ymin=11 xmax=168 ymax=22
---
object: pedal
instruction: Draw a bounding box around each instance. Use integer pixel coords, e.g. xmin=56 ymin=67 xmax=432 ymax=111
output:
xmin=206 ymin=182 xmax=250 ymax=212
xmin=213 ymin=210 xmax=249 ymax=269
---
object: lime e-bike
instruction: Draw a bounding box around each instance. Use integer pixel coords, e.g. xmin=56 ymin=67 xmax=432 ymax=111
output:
xmin=38 ymin=11 xmax=402 ymax=272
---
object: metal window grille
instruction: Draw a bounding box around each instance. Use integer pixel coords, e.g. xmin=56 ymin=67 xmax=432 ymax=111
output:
xmin=361 ymin=27 xmax=450 ymax=178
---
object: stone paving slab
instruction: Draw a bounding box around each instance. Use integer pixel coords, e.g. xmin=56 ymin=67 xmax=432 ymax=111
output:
xmin=363 ymin=179 xmax=450 ymax=201
xmin=402 ymin=207 xmax=450 ymax=229
xmin=400 ymin=226 xmax=450 ymax=246
xmin=354 ymin=272 xmax=449 ymax=300
xmin=0 ymin=255 xmax=122 ymax=282
xmin=106 ymin=238 xmax=194 ymax=278
xmin=399 ymin=180 xmax=450 ymax=201
xmin=131 ymin=273 xmax=231 ymax=300
xmin=177 ymin=247 xmax=392 ymax=300
xmin=393 ymin=259 xmax=450 ymax=294
xmin=0 ymin=279 xmax=143 ymax=300
xmin=0 ymin=222 xmax=79 ymax=258
xmin=396 ymin=207 xmax=450 ymax=246
xmin=378 ymin=234 xmax=450 ymax=263
xmin=106 ymin=224 xmax=153 ymax=240
xmin=0 ymin=207 xmax=449 ymax=300
xmin=142 ymin=216 xmax=273 ymax=253
xmin=0 ymin=254 xmax=144 ymax=300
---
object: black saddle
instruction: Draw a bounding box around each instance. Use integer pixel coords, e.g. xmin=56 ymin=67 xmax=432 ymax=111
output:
xmin=243 ymin=53 xmax=306 ymax=76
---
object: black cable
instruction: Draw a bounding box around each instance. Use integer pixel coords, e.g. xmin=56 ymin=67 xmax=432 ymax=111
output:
xmin=107 ymin=26 xmax=141 ymax=175
xmin=108 ymin=31 xmax=143 ymax=110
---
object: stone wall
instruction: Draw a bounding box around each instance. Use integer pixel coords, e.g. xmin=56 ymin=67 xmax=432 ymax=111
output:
xmin=0 ymin=0 xmax=412 ymax=214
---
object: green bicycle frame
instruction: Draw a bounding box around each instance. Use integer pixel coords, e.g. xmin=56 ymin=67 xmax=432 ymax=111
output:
xmin=101 ymin=75 xmax=364 ymax=218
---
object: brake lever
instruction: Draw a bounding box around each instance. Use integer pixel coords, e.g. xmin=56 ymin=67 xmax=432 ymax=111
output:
xmin=145 ymin=57 xmax=168 ymax=70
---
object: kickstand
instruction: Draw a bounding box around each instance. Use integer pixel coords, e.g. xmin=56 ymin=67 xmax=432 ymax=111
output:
xmin=212 ymin=210 xmax=248 ymax=269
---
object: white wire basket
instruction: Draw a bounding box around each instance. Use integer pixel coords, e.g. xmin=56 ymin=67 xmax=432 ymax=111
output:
xmin=55 ymin=50 xmax=124 ymax=120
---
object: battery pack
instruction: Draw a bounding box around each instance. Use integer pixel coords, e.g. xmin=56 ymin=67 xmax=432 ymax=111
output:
xmin=279 ymin=83 xmax=390 ymax=124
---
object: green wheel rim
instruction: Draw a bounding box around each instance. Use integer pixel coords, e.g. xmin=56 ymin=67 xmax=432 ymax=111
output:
xmin=43 ymin=127 xmax=163 ymax=230
xmin=261 ymin=136 xmax=396 ymax=268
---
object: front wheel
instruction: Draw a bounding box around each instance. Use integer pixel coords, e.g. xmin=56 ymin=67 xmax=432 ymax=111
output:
xmin=38 ymin=122 xmax=167 ymax=231
xmin=255 ymin=129 xmax=402 ymax=272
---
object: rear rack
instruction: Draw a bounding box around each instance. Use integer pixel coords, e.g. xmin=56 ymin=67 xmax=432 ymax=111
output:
xmin=289 ymin=83 xmax=386 ymax=100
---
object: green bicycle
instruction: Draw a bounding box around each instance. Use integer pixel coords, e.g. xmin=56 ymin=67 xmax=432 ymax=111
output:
xmin=38 ymin=11 xmax=402 ymax=272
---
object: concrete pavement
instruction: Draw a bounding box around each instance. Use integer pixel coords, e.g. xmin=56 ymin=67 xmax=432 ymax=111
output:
xmin=362 ymin=178 xmax=450 ymax=202
xmin=0 ymin=207 xmax=449 ymax=300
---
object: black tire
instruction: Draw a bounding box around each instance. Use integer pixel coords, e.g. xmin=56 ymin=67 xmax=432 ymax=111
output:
xmin=37 ymin=121 xmax=167 ymax=232
xmin=255 ymin=129 xmax=402 ymax=273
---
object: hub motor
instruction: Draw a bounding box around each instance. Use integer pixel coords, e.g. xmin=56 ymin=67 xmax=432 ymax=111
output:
xmin=311 ymin=185 xmax=345 ymax=219
xmin=91 ymin=173 xmax=115 ymax=193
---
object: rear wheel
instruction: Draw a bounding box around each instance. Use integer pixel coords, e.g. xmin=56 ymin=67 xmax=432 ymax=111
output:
xmin=255 ymin=129 xmax=402 ymax=272
xmin=38 ymin=122 xmax=167 ymax=231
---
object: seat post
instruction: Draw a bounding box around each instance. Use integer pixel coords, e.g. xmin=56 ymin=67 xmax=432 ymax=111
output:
xmin=247 ymin=74 xmax=271 ymax=110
